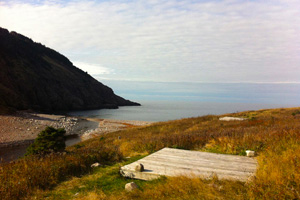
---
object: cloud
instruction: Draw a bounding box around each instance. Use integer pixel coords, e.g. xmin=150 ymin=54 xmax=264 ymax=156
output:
xmin=72 ymin=61 xmax=113 ymax=75
xmin=0 ymin=0 xmax=299 ymax=83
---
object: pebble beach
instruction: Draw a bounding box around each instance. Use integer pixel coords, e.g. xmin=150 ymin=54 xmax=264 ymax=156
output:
xmin=0 ymin=111 xmax=153 ymax=162
xmin=0 ymin=111 xmax=152 ymax=147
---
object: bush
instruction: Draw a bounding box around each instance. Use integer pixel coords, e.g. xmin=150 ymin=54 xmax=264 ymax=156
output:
xmin=26 ymin=126 xmax=66 ymax=155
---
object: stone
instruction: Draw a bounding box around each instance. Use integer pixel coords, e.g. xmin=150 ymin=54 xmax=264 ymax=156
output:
xmin=246 ymin=150 xmax=255 ymax=157
xmin=219 ymin=117 xmax=246 ymax=121
xmin=125 ymin=182 xmax=138 ymax=192
xmin=91 ymin=162 xmax=101 ymax=168
xmin=135 ymin=163 xmax=144 ymax=172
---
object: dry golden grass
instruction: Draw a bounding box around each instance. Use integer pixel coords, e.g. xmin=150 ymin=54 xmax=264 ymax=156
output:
xmin=0 ymin=141 xmax=123 ymax=200
xmin=87 ymin=107 xmax=300 ymax=199
xmin=107 ymin=176 xmax=246 ymax=200
xmin=1 ymin=107 xmax=300 ymax=199
xmin=30 ymin=158 xmax=246 ymax=200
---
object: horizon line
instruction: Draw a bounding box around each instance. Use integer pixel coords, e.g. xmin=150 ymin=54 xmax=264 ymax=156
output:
xmin=93 ymin=77 xmax=300 ymax=84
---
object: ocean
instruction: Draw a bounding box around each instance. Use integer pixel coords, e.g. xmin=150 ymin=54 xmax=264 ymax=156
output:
xmin=68 ymin=100 xmax=297 ymax=122
xmin=68 ymin=82 xmax=300 ymax=121
xmin=2 ymin=82 xmax=299 ymax=162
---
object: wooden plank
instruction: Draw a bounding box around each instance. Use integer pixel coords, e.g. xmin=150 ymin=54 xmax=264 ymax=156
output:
xmin=125 ymin=159 xmax=255 ymax=174
xmin=120 ymin=148 xmax=257 ymax=181
xmin=123 ymin=160 xmax=254 ymax=178
xmin=155 ymin=148 xmax=256 ymax=163
xmin=142 ymin=154 xmax=257 ymax=171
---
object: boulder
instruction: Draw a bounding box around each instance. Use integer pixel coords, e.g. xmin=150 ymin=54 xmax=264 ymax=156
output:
xmin=219 ymin=117 xmax=246 ymax=121
xmin=135 ymin=163 xmax=144 ymax=172
xmin=125 ymin=182 xmax=138 ymax=191
xmin=91 ymin=162 xmax=101 ymax=168
xmin=245 ymin=150 xmax=255 ymax=157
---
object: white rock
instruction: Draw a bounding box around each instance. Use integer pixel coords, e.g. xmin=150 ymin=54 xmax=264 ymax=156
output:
xmin=125 ymin=182 xmax=138 ymax=191
xmin=246 ymin=150 xmax=255 ymax=157
xmin=219 ymin=117 xmax=246 ymax=121
xmin=135 ymin=163 xmax=144 ymax=172
xmin=81 ymin=130 xmax=96 ymax=140
xmin=91 ymin=162 xmax=101 ymax=168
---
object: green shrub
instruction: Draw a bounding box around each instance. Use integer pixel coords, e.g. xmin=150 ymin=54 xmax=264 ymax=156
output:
xmin=292 ymin=110 xmax=300 ymax=116
xmin=26 ymin=126 xmax=66 ymax=155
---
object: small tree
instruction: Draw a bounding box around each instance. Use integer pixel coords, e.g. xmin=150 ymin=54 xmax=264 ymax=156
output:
xmin=26 ymin=126 xmax=66 ymax=155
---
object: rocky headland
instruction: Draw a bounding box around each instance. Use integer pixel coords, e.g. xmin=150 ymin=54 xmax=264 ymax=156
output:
xmin=0 ymin=27 xmax=140 ymax=113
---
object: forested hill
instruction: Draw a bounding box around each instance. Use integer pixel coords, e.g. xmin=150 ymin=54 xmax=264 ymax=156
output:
xmin=0 ymin=27 xmax=139 ymax=112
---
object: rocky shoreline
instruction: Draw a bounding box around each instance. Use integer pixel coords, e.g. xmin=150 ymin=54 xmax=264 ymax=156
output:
xmin=0 ymin=112 xmax=98 ymax=147
xmin=0 ymin=112 xmax=153 ymax=148
xmin=0 ymin=111 xmax=153 ymax=163
xmin=80 ymin=118 xmax=153 ymax=140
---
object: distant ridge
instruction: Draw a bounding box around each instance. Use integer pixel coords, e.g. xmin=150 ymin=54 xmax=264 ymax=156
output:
xmin=0 ymin=27 xmax=140 ymax=112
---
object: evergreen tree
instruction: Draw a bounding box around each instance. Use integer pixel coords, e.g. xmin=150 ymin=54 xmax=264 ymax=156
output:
xmin=26 ymin=126 xmax=66 ymax=155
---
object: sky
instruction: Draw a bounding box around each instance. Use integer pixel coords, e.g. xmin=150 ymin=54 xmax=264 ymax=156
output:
xmin=0 ymin=0 xmax=300 ymax=84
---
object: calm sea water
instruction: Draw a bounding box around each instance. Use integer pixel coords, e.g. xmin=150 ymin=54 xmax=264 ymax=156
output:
xmin=68 ymin=101 xmax=297 ymax=122
xmin=68 ymin=82 xmax=300 ymax=121
xmin=2 ymin=83 xmax=299 ymax=162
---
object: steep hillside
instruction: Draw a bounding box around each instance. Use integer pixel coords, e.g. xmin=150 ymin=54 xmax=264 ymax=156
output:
xmin=0 ymin=27 xmax=139 ymax=112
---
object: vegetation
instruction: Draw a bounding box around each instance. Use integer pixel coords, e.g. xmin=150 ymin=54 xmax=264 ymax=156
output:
xmin=0 ymin=27 xmax=139 ymax=112
xmin=0 ymin=140 xmax=122 ymax=199
xmin=26 ymin=127 xmax=66 ymax=156
xmin=31 ymin=158 xmax=245 ymax=200
xmin=0 ymin=107 xmax=300 ymax=199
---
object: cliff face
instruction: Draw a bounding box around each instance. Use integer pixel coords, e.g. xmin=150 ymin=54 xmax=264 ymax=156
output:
xmin=0 ymin=27 xmax=140 ymax=112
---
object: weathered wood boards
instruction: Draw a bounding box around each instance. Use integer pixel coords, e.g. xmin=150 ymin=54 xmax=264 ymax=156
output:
xmin=120 ymin=147 xmax=257 ymax=181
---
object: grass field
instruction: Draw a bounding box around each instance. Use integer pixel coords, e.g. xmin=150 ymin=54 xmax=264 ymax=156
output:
xmin=1 ymin=107 xmax=300 ymax=199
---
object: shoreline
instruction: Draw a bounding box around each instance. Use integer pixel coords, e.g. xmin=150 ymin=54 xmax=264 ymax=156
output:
xmin=0 ymin=112 xmax=153 ymax=163
xmin=0 ymin=111 xmax=153 ymax=148
xmin=80 ymin=118 xmax=153 ymax=140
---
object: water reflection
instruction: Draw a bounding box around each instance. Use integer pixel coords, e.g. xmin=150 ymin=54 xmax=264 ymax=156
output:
xmin=0 ymin=135 xmax=82 ymax=163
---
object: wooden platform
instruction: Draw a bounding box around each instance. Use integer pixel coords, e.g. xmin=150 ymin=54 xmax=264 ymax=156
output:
xmin=120 ymin=148 xmax=257 ymax=182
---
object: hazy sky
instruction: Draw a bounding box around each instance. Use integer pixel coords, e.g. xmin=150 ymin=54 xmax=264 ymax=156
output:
xmin=0 ymin=0 xmax=300 ymax=83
